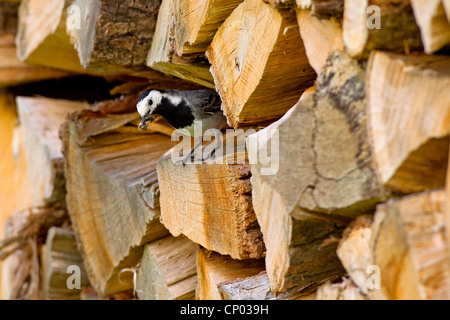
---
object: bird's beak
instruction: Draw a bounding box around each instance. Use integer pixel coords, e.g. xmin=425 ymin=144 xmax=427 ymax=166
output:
xmin=138 ymin=114 xmax=156 ymax=131
xmin=139 ymin=116 xmax=149 ymax=131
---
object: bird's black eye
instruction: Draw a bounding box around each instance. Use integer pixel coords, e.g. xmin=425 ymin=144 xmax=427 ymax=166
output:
xmin=149 ymin=99 xmax=153 ymax=106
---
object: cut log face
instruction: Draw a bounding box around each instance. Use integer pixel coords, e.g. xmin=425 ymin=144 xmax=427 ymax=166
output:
xmin=16 ymin=0 xmax=86 ymax=72
xmin=296 ymin=9 xmax=343 ymax=74
xmin=196 ymin=247 xmax=265 ymax=300
xmin=367 ymin=51 xmax=450 ymax=194
xmin=62 ymin=97 xmax=176 ymax=296
xmin=69 ymin=0 xmax=162 ymax=76
xmin=147 ymin=0 xmax=215 ymax=88
xmin=173 ymin=0 xmax=244 ymax=56
xmin=17 ymin=97 xmax=89 ymax=207
xmin=135 ymin=235 xmax=197 ymax=300
xmin=157 ymin=146 xmax=265 ymax=260
xmin=42 ymin=227 xmax=90 ymax=300
xmin=247 ymin=50 xmax=387 ymax=294
xmin=411 ymin=0 xmax=450 ymax=54
xmin=343 ymin=0 xmax=422 ymax=59
xmin=207 ymin=0 xmax=316 ymax=128
xmin=372 ymin=190 xmax=450 ymax=300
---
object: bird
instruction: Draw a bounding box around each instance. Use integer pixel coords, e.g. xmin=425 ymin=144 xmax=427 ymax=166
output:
xmin=136 ymin=89 xmax=227 ymax=163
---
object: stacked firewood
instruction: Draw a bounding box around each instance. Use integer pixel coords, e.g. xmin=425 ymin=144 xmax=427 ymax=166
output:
xmin=0 ymin=0 xmax=449 ymax=300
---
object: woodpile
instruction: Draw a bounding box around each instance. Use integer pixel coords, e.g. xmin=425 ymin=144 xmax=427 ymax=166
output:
xmin=0 ymin=0 xmax=449 ymax=301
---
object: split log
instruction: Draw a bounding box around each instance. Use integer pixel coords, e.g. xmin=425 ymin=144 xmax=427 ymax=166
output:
xmin=367 ymin=51 xmax=450 ymax=194
xmin=1 ymin=206 xmax=68 ymax=300
xmin=69 ymin=0 xmax=166 ymax=78
xmin=218 ymin=272 xmax=275 ymax=300
xmin=316 ymin=278 xmax=368 ymax=300
xmin=219 ymin=271 xmax=317 ymax=300
xmin=16 ymin=0 xmax=86 ymax=72
xmin=196 ymin=247 xmax=265 ymax=300
xmin=206 ymin=0 xmax=316 ymax=128
xmin=41 ymin=227 xmax=90 ymax=300
xmin=62 ymin=96 xmax=176 ymax=296
xmin=372 ymin=190 xmax=450 ymax=300
xmin=444 ymin=0 xmax=450 ymax=22
xmin=247 ymin=50 xmax=384 ymax=293
xmin=0 ymin=33 xmax=71 ymax=87
xmin=296 ymin=9 xmax=343 ymax=74
xmin=0 ymin=91 xmax=32 ymax=241
xmin=17 ymin=97 xmax=88 ymax=207
xmin=336 ymin=216 xmax=373 ymax=296
xmin=135 ymin=235 xmax=197 ymax=300
xmin=411 ymin=0 xmax=450 ymax=54
xmin=157 ymin=143 xmax=265 ymax=260
xmin=343 ymin=0 xmax=422 ymax=58
xmin=0 ymin=91 xmax=33 ymax=299
xmin=147 ymin=0 xmax=215 ymax=88
xmin=173 ymin=0 xmax=244 ymax=56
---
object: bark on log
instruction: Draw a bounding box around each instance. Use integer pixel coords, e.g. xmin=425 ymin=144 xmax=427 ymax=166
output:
xmin=196 ymin=247 xmax=265 ymax=300
xmin=147 ymin=0 xmax=215 ymax=88
xmin=343 ymin=0 xmax=423 ymax=59
xmin=206 ymin=0 xmax=315 ymax=128
xmin=41 ymin=227 xmax=90 ymax=300
xmin=296 ymin=0 xmax=344 ymax=17
xmin=367 ymin=51 xmax=450 ymax=194
xmin=69 ymin=0 xmax=165 ymax=77
xmin=372 ymin=190 xmax=450 ymax=300
xmin=62 ymin=95 xmax=176 ymax=296
xmin=0 ymin=1 xmax=19 ymax=34
xmin=296 ymin=9 xmax=343 ymax=74
xmin=135 ymin=235 xmax=197 ymax=300
xmin=173 ymin=0 xmax=243 ymax=56
xmin=17 ymin=97 xmax=88 ymax=207
xmin=411 ymin=0 xmax=450 ymax=54
xmin=16 ymin=0 xmax=86 ymax=72
xmin=263 ymin=0 xmax=296 ymax=8
xmin=157 ymin=142 xmax=265 ymax=260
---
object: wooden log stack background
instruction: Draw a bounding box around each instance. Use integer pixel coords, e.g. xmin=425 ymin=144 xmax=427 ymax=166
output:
xmin=0 ymin=0 xmax=449 ymax=300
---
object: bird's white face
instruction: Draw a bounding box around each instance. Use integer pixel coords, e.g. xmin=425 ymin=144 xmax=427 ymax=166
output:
xmin=137 ymin=90 xmax=163 ymax=118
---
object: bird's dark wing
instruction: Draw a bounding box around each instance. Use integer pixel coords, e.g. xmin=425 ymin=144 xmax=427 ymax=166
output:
xmin=171 ymin=90 xmax=222 ymax=113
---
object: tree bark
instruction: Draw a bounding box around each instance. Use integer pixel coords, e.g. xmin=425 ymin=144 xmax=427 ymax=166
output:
xmin=343 ymin=0 xmax=422 ymax=58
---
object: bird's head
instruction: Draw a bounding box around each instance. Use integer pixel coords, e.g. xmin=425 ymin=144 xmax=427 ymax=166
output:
xmin=137 ymin=89 xmax=163 ymax=130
